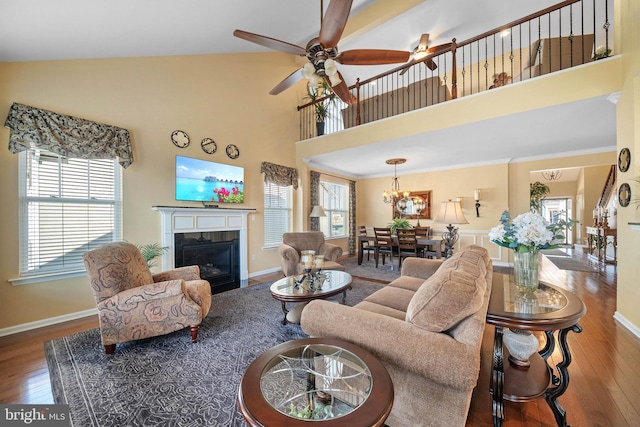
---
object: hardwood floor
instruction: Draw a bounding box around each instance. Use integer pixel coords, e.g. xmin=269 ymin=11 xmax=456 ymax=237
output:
xmin=1 ymin=249 xmax=638 ymax=426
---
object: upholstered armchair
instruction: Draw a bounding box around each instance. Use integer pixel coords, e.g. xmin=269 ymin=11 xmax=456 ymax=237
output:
xmin=83 ymin=242 xmax=212 ymax=354
xmin=278 ymin=231 xmax=344 ymax=276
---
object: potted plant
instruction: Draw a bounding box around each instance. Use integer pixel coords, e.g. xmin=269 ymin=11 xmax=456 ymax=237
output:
xmin=530 ymin=181 xmax=550 ymax=214
xmin=388 ymin=217 xmax=412 ymax=235
xmin=305 ymin=81 xmax=334 ymax=136
xmin=135 ymin=242 xmax=168 ymax=268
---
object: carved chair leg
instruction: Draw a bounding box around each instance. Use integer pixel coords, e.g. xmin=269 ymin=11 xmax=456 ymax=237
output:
xmin=104 ymin=344 xmax=116 ymax=354
xmin=190 ymin=325 xmax=199 ymax=343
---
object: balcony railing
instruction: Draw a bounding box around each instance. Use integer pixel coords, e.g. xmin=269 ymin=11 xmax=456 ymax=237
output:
xmin=298 ymin=0 xmax=613 ymax=140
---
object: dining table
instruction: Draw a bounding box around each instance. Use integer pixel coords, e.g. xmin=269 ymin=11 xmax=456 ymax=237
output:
xmin=357 ymin=233 xmax=442 ymax=265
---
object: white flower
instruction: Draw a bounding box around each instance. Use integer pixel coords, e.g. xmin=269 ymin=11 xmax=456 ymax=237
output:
xmin=488 ymin=224 xmax=506 ymax=242
xmin=489 ymin=210 xmax=572 ymax=252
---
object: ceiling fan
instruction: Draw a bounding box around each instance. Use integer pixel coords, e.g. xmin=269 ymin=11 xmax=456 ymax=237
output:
xmin=400 ymin=33 xmax=452 ymax=75
xmin=233 ymin=0 xmax=412 ymax=104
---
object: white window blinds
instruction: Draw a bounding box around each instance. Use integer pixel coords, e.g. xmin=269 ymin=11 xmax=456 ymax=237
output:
xmin=263 ymin=181 xmax=292 ymax=247
xmin=19 ymin=149 xmax=122 ymax=277
xmin=319 ymin=181 xmax=348 ymax=238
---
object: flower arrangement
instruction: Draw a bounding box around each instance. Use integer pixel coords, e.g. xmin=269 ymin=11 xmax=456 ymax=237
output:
xmin=489 ymin=210 xmax=576 ymax=292
xmin=489 ymin=210 xmax=574 ymax=254
xmin=212 ymin=186 xmax=244 ymax=203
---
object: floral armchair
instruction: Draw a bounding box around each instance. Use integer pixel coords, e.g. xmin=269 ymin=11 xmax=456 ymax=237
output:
xmin=83 ymin=242 xmax=212 ymax=354
xmin=278 ymin=231 xmax=344 ymax=276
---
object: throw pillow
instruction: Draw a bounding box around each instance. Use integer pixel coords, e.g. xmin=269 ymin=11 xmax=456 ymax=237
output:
xmin=406 ymin=248 xmax=488 ymax=332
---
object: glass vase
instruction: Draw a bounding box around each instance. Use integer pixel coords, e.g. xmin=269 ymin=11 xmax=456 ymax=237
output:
xmin=513 ymin=250 xmax=539 ymax=293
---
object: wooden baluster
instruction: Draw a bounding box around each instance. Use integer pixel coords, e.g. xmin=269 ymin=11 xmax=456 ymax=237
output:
xmin=451 ymin=38 xmax=458 ymax=100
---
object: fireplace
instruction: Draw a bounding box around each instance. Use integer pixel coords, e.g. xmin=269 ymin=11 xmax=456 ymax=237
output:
xmin=175 ymin=231 xmax=240 ymax=294
xmin=153 ymin=206 xmax=255 ymax=292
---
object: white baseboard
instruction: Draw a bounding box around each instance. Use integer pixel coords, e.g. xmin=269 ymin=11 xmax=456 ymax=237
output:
xmin=248 ymin=266 xmax=282 ymax=279
xmin=0 ymin=308 xmax=98 ymax=338
xmin=613 ymin=311 xmax=640 ymax=340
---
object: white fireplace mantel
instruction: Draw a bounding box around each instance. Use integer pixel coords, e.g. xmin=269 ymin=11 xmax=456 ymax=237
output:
xmin=152 ymin=206 xmax=256 ymax=283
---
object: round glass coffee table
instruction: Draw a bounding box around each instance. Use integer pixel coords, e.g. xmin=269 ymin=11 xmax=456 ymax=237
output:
xmin=270 ymin=270 xmax=352 ymax=324
xmin=238 ymin=337 xmax=393 ymax=426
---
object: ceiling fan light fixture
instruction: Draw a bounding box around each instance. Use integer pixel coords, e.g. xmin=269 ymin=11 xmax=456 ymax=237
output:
xmin=413 ymin=50 xmax=428 ymax=60
xmin=328 ymin=73 xmax=342 ymax=86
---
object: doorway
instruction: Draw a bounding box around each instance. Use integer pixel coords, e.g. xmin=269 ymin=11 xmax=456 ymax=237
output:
xmin=541 ymin=197 xmax=573 ymax=246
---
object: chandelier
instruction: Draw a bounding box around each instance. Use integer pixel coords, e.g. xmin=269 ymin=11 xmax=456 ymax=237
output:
xmin=382 ymin=158 xmax=410 ymax=204
xmin=541 ymin=169 xmax=563 ymax=181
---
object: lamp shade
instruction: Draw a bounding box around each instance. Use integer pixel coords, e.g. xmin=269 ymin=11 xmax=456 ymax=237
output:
xmin=433 ymin=200 xmax=469 ymax=225
xmin=309 ymin=205 xmax=326 ymax=218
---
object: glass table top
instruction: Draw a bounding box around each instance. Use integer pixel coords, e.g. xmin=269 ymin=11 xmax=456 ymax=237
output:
xmin=500 ymin=274 xmax=568 ymax=314
xmin=260 ymin=343 xmax=372 ymax=421
xmin=271 ymin=270 xmax=352 ymax=297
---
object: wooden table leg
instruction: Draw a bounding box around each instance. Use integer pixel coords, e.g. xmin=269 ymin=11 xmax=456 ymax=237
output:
xmin=280 ymin=301 xmax=289 ymax=325
xmin=358 ymin=239 xmax=364 ymax=265
xmin=545 ymin=323 xmax=582 ymax=427
xmin=491 ymin=326 xmax=504 ymax=427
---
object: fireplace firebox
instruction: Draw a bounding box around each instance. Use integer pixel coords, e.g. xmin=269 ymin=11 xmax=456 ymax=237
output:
xmin=175 ymin=231 xmax=240 ymax=294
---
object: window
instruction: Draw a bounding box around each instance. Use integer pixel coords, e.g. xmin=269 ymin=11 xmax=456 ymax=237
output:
xmin=319 ymin=181 xmax=348 ymax=238
xmin=263 ymin=181 xmax=292 ymax=247
xmin=18 ymin=149 xmax=122 ymax=280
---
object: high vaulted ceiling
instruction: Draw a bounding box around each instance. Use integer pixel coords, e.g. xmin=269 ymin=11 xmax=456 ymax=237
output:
xmin=0 ymin=0 xmax=618 ymax=178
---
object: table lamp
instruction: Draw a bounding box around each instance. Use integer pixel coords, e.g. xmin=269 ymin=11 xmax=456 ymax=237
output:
xmin=433 ymin=200 xmax=469 ymax=258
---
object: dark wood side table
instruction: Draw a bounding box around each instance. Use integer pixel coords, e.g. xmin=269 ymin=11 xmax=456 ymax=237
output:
xmin=238 ymin=337 xmax=394 ymax=427
xmin=487 ymin=273 xmax=586 ymax=427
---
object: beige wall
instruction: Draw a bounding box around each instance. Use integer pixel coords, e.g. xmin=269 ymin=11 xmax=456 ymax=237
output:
xmin=0 ymin=52 xmax=303 ymax=330
xmin=614 ymin=0 xmax=640 ymax=333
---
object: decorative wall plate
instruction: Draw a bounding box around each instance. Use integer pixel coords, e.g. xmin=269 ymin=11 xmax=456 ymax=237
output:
xmin=226 ymin=144 xmax=240 ymax=159
xmin=619 ymin=183 xmax=631 ymax=207
xmin=171 ymin=130 xmax=190 ymax=148
xmin=201 ymin=138 xmax=217 ymax=154
xmin=618 ymin=147 xmax=630 ymax=173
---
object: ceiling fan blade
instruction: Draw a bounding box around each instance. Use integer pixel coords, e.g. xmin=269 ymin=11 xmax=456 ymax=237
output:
xmin=417 ymin=33 xmax=430 ymax=50
xmin=269 ymin=68 xmax=304 ymax=95
xmin=339 ymin=49 xmax=411 ymax=65
xmin=326 ymin=73 xmax=356 ymax=104
xmin=427 ymin=42 xmax=453 ymax=54
xmin=233 ymin=29 xmax=306 ymax=56
xmin=425 ymin=59 xmax=438 ymax=71
xmin=319 ymin=0 xmax=353 ymax=49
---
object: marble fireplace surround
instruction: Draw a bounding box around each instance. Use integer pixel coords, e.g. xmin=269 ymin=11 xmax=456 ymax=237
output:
xmin=152 ymin=206 xmax=256 ymax=285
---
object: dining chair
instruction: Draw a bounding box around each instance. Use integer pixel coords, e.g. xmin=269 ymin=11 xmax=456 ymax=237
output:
xmin=373 ymin=227 xmax=394 ymax=268
xmin=414 ymin=226 xmax=430 ymax=238
xmin=359 ymin=225 xmax=376 ymax=262
xmin=396 ymin=228 xmax=420 ymax=268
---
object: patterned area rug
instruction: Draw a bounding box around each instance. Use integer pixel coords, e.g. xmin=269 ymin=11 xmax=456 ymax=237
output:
xmin=45 ymin=278 xmax=383 ymax=427
xmin=340 ymin=256 xmax=401 ymax=283
xmin=545 ymin=256 xmax=601 ymax=272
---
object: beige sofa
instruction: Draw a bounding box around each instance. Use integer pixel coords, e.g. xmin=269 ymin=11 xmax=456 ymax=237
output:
xmin=301 ymin=245 xmax=492 ymax=427
xmin=342 ymin=76 xmax=450 ymax=128
xmin=513 ymin=34 xmax=595 ymax=82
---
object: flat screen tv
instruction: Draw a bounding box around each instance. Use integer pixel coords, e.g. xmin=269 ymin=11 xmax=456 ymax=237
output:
xmin=175 ymin=155 xmax=244 ymax=204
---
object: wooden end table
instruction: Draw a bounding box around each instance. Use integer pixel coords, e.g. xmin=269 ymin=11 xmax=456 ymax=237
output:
xmin=238 ymin=337 xmax=393 ymax=427
xmin=270 ymin=270 xmax=352 ymax=324
xmin=487 ymin=273 xmax=586 ymax=427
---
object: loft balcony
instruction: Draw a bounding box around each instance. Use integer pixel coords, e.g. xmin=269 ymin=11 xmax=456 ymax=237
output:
xmin=298 ymin=0 xmax=616 ymax=147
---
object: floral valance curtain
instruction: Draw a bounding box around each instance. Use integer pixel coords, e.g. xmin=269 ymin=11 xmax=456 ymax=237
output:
xmin=310 ymin=171 xmax=321 ymax=231
xmin=260 ymin=161 xmax=298 ymax=189
xmin=5 ymin=102 xmax=133 ymax=168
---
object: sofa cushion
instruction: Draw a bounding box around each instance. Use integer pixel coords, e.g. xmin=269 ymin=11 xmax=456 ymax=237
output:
xmin=354 ymin=300 xmax=407 ymax=321
xmin=388 ymin=275 xmax=425 ymax=292
xmin=364 ymin=285 xmax=415 ymax=314
xmin=406 ymin=249 xmax=488 ymax=332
